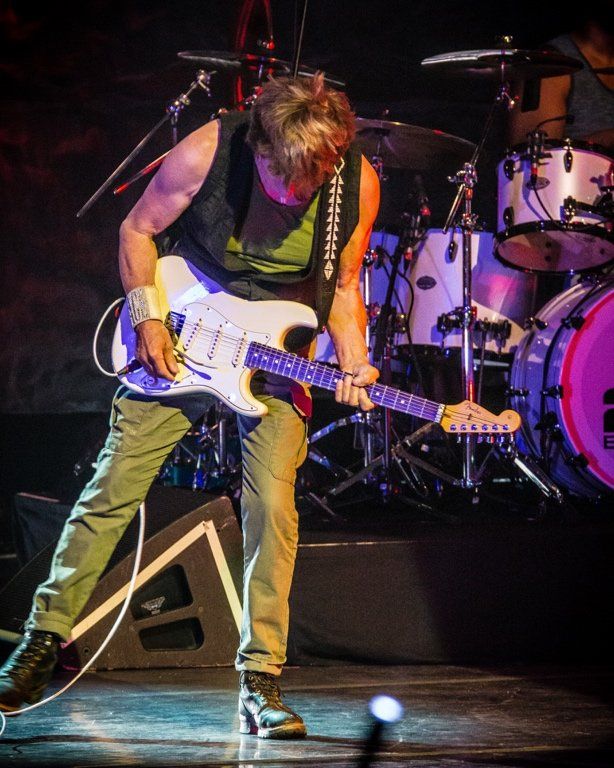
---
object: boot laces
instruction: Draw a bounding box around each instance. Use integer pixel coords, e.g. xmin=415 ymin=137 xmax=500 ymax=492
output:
xmin=246 ymin=673 xmax=283 ymax=705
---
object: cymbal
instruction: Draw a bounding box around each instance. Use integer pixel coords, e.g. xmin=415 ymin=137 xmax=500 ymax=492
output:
xmin=177 ymin=50 xmax=345 ymax=88
xmin=421 ymin=48 xmax=583 ymax=79
xmin=591 ymin=66 xmax=614 ymax=75
xmin=354 ymin=117 xmax=476 ymax=171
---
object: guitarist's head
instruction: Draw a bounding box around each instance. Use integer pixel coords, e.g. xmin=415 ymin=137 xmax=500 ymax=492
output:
xmin=247 ymin=72 xmax=355 ymax=202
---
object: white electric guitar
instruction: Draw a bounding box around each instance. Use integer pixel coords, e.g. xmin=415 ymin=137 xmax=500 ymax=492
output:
xmin=112 ymin=256 xmax=521 ymax=435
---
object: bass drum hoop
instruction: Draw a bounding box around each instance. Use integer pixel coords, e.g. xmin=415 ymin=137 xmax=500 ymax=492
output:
xmin=510 ymin=279 xmax=614 ymax=497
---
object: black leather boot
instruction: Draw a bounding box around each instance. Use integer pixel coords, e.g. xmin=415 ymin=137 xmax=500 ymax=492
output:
xmin=239 ymin=671 xmax=307 ymax=739
xmin=0 ymin=630 xmax=59 ymax=712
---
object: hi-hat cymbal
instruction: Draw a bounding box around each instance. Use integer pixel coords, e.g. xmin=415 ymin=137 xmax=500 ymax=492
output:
xmin=354 ymin=117 xmax=475 ymax=171
xmin=421 ymin=48 xmax=583 ymax=79
xmin=177 ymin=50 xmax=345 ymax=88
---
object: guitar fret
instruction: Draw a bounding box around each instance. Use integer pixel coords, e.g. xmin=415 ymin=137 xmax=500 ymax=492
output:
xmin=247 ymin=342 xmax=444 ymax=423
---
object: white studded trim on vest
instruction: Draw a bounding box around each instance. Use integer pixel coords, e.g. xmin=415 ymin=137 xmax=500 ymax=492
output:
xmin=323 ymin=158 xmax=346 ymax=281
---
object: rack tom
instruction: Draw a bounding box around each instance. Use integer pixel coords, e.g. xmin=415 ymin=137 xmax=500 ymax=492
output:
xmin=496 ymin=139 xmax=614 ymax=273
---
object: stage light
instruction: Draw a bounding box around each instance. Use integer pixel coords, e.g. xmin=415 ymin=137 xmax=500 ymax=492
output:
xmin=369 ymin=694 xmax=404 ymax=724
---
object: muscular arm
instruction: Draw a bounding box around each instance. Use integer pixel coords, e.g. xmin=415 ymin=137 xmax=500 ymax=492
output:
xmin=119 ymin=119 xmax=219 ymax=379
xmin=327 ymin=156 xmax=380 ymax=410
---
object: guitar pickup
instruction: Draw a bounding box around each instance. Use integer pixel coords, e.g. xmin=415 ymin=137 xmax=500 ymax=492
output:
xmin=207 ymin=324 xmax=222 ymax=359
xmin=232 ymin=332 xmax=249 ymax=368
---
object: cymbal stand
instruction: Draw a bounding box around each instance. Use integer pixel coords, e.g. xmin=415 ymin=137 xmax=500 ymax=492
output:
xmin=442 ymin=61 xmax=564 ymax=501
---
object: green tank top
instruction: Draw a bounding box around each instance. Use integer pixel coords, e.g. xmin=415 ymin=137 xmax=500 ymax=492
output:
xmin=225 ymin=165 xmax=320 ymax=274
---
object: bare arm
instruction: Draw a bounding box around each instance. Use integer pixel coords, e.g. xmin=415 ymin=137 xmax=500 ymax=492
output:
xmin=119 ymin=119 xmax=219 ymax=379
xmin=328 ymin=155 xmax=380 ymax=411
xmin=507 ymin=75 xmax=571 ymax=146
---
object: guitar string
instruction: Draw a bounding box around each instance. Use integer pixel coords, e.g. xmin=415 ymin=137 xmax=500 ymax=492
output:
xmin=188 ymin=332 xmax=440 ymax=419
xmin=166 ymin=319 xmax=502 ymax=427
xmin=183 ymin=329 xmax=496 ymax=426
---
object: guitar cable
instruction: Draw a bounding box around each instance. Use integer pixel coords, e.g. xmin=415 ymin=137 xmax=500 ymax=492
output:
xmin=0 ymin=505 xmax=147 ymax=737
xmin=93 ymin=297 xmax=125 ymax=377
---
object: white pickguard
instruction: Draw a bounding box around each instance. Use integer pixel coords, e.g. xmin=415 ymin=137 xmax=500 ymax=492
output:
xmin=111 ymin=256 xmax=319 ymax=417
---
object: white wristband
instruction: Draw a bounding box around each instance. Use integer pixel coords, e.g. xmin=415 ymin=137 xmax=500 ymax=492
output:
xmin=126 ymin=285 xmax=163 ymax=328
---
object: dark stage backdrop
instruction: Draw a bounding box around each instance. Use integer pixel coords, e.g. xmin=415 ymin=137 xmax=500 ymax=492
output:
xmin=1 ymin=1 xmax=572 ymax=413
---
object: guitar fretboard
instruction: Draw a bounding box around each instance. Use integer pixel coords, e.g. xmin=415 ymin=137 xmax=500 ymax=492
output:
xmin=245 ymin=342 xmax=442 ymax=422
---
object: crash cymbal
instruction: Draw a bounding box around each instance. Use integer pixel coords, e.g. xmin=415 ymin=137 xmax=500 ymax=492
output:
xmin=354 ymin=117 xmax=475 ymax=171
xmin=421 ymin=48 xmax=583 ymax=79
xmin=178 ymin=50 xmax=287 ymax=71
xmin=177 ymin=50 xmax=345 ymax=88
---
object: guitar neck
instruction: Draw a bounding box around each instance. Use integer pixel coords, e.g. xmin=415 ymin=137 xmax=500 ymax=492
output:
xmin=245 ymin=342 xmax=444 ymax=423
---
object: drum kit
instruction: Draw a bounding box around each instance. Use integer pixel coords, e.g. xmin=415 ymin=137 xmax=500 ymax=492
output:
xmin=311 ymin=41 xmax=614 ymax=507
xmin=83 ymin=41 xmax=614 ymax=508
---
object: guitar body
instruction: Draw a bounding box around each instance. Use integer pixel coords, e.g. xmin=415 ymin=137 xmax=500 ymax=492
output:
xmin=112 ymin=256 xmax=319 ymax=416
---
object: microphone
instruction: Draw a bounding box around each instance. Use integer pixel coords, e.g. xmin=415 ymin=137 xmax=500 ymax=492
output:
xmin=527 ymin=130 xmax=545 ymax=189
xmin=398 ymin=174 xmax=430 ymax=265
xmin=414 ymin=173 xmax=431 ymax=230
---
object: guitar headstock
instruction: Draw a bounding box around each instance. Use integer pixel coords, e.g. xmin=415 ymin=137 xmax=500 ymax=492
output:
xmin=440 ymin=401 xmax=521 ymax=435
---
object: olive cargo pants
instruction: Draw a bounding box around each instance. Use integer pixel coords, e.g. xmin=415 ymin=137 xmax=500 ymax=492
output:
xmin=25 ymin=380 xmax=308 ymax=675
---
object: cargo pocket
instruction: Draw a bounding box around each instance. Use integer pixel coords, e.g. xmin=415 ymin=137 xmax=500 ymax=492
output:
xmin=267 ymin=400 xmax=308 ymax=484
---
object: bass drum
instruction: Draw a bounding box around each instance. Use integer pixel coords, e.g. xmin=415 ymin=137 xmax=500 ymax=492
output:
xmin=509 ymin=279 xmax=614 ymax=497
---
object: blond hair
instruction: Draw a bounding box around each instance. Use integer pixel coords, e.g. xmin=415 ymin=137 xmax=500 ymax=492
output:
xmin=247 ymin=73 xmax=355 ymax=198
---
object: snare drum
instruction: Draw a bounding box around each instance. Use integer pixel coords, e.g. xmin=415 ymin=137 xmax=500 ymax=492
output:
xmin=496 ymin=140 xmax=614 ymax=273
xmin=509 ymin=279 xmax=614 ymax=497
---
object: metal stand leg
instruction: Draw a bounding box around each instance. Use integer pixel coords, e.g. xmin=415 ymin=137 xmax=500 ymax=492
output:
xmin=496 ymin=442 xmax=565 ymax=503
xmin=302 ymin=249 xmax=446 ymax=516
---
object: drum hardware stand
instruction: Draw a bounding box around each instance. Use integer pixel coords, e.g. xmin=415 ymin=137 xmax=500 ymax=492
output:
xmin=76 ymin=69 xmax=214 ymax=217
xmin=159 ymin=401 xmax=240 ymax=493
xmin=304 ymin=241 xmax=460 ymax=519
xmin=439 ymin=49 xmax=567 ymax=501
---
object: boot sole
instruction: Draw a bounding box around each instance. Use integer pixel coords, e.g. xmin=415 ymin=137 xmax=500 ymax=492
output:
xmin=0 ymin=678 xmax=48 ymax=713
xmin=239 ymin=712 xmax=307 ymax=739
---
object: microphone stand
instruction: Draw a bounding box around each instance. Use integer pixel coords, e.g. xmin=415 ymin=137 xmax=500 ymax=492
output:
xmin=76 ymin=70 xmax=213 ymax=218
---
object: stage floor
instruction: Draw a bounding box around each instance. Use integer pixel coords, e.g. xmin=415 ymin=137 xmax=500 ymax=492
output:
xmin=1 ymin=663 xmax=613 ymax=767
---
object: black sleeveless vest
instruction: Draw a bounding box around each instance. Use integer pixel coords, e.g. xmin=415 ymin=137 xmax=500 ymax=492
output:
xmin=158 ymin=111 xmax=362 ymax=346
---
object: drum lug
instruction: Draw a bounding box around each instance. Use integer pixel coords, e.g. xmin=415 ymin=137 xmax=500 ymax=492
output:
xmin=503 ymin=158 xmax=515 ymax=180
xmin=561 ymin=314 xmax=584 ymax=330
xmin=566 ymin=452 xmax=589 ymax=469
xmin=534 ymin=411 xmax=558 ymax=430
xmin=506 ymin=387 xmax=529 ymax=398
xmin=563 ymin=141 xmax=573 ymax=173
xmin=524 ymin=316 xmax=548 ymax=330
xmin=503 ymin=205 xmax=514 ymax=229
xmin=541 ymin=385 xmax=564 ymax=399
xmin=563 ymin=195 xmax=576 ymax=224
xmin=437 ymin=310 xmax=460 ymax=335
